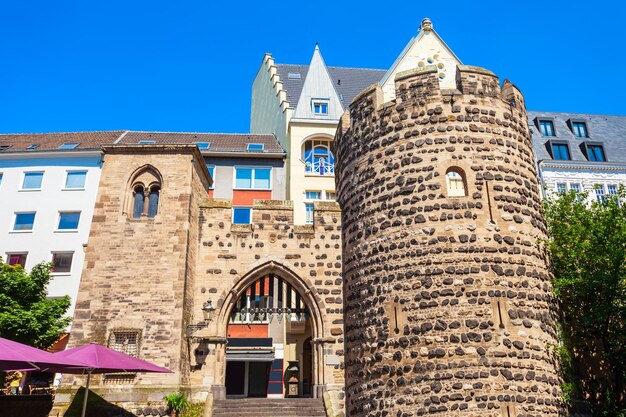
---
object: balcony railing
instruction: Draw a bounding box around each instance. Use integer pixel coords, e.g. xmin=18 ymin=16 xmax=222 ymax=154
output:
xmin=305 ymin=160 xmax=335 ymax=176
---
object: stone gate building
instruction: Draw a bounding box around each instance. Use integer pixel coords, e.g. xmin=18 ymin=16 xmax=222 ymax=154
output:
xmin=334 ymin=64 xmax=564 ymax=416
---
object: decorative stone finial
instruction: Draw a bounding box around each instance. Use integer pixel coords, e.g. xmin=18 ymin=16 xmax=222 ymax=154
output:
xmin=421 ymin=18 xmax=432 ymax=32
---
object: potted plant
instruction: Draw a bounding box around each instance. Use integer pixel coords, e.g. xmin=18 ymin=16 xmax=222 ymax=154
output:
xmin=163 ymin=392 xmax=190 ymax=417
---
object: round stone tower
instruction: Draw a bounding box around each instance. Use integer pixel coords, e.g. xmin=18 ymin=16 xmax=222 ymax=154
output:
xmin=334 ymin=63 xmax=564 ymax=416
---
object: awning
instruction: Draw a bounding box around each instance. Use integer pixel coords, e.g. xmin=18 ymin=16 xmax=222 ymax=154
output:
xmin=226 ymin=347 xmax=275 ymax=362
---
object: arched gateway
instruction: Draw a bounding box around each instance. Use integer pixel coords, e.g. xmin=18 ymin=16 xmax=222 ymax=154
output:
xmin=207 ymin=261 xmax=325 ymax=400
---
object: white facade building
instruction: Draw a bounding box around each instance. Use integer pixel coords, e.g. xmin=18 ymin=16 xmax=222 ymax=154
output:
xmin=0 ymin=131 xmax=124 ymax=321
xmin=529 ymin=111 xmax=626 ymax=204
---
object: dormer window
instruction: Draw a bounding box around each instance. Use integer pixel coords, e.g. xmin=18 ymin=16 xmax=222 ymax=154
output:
xmin=195 ymin=142 xmax=211 ymax=150
xmin=539 ymin=120 xmax=555 ymax=137
xmin=312 ymin=99 xmax=329 ymax=115
xmin=247 ymin=143 xmax=264 ymax=151
xmin=27 ymin=144 xmax=39 ymax=150
xmin=572 ymin=121 xmax=589 ymax=138
xmin=58 ymin=143 xmax=79 ymax=150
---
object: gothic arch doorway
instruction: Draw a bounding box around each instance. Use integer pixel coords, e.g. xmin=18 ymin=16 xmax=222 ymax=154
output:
xmin=216 ymin=263 xmax=323 ymax=399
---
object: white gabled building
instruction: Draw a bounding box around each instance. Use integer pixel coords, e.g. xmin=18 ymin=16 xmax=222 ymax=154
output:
xmin=0 ymin=131 xmax=125 ymax=320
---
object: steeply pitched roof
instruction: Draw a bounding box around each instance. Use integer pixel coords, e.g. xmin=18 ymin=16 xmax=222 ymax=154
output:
xmin=0 ymin=131 xmax=284 ymax=156
xmin=276 ymin=64 xmax=386 ymax=109
xmin=293 ymin=45 xmax=344 ymax=120
xmin=529 ymin=111 xmax=626 ymax=164
xmin=0 ymin=131 xmax=126 ymax=153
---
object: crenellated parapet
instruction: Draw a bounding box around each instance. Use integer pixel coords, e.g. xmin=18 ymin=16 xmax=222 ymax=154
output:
xmin=335 ymin=64 xmax=565 ymax=417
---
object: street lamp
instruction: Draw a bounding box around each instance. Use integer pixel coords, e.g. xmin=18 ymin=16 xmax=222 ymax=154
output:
xmin=202 ymin=300 xmax=215 ymax=322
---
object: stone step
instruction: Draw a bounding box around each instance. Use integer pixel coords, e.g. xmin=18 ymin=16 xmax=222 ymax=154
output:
xmin=213 ymin=398 xmax=326 ymax=417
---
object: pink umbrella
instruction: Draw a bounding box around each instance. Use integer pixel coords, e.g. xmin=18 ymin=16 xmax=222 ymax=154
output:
xmin=0 ymin=337 xmax=85 ymax=371
xmin=50 ymin=343 xmax=172 ymax=417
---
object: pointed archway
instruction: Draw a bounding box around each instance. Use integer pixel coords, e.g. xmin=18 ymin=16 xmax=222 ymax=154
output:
xmin=211 ymin=261 xmax=326 ymax=400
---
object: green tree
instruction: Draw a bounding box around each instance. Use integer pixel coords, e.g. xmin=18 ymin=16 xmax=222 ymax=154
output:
xmin=0 ymin=259 xmax=71 ymax=349
xmin=544 ymin=189 xmax=626 ymax=416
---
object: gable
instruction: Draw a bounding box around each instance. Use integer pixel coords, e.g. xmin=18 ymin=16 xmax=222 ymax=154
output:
xmin=292 ymin=45 xmax=344 ymax=121
xmin=381 ymin=19 xmax=462 ymax=101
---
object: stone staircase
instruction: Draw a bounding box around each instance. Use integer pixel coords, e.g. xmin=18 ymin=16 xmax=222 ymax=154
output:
xmin=212 ymin=398 xmax=326 ymax=417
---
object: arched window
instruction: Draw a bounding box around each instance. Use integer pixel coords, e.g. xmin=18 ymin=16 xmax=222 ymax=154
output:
xmin=303 ymin=139 xmax=335 ymax=176
xmin=446 ymin=168 xmax=467 ymax=197
xmin=126 ymin=165 xmax=162 ymax=219
xmin=133 ymin=185 xmax=145 ymax=219
xmin=148 ymin=186 xmax=160 ymax=218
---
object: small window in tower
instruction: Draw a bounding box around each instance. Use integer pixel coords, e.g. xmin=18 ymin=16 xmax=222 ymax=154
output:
xmin=446 ymin=168 xmax=467 ymax=197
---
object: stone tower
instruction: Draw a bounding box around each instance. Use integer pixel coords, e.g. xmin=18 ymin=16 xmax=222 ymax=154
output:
xmin=334 ymin=62 xmax=564 ymax=415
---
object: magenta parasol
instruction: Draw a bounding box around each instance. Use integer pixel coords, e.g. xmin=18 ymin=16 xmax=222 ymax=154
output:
xmin=0 ymin=337 xmax=85 ymax=371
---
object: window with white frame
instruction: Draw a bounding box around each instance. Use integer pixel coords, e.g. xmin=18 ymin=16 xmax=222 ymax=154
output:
xmin=608 ymin=185 xmax=618 ymax=196
xmin=64 ymin=171 xmax=87 ymax=189
xmin=556 ymin=183 xmax=567 ymax=194
xmin=58 ymin=143 xmax=79 ymax=150
xmin=57 ymin=212 xmax=81 ymax=231
xmin=234 ymin=167 xmax=271 ymax=190
xmin=569 ymin=183 xmax=581 ymax=193
xmin=0 ymin=173 xmax=3 ymax=186
xmin=207 ymin=165 xmax=215 ymax=189
xmin=312 ymin=99 xmax=329 ymax=115
xmin=13 ymin=212 xmax=36 ymax=231
xmin=51 ymin=252 xmax=73 ymax=273
xmin=595 ymin=185 xmax=606 ymax=203
xmin=6 ymin=253 xmax=27 ymax=267
xmin=21 ymin=172 xmax=43 ymax=190
xmin=304 ymin=190 xmax=335 ymax=224
xmin=303 ymin=139 xmax=335 ymax=176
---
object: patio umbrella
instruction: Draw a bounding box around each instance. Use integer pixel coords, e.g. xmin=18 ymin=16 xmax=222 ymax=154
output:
xmin=50 ymin=343 xmax=172 ymax=417
xmin=0 ymin=337 xmax=85 ymax=371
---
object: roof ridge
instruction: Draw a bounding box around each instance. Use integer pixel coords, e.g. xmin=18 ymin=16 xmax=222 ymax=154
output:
xmin=0 ymin=130 xmax=126 ymax=136
xmin=276 ymin=63 xmax=386 ymax=72
xmin=527 ymin=110 xmax=626 ymax=118
xmin=128 ymin=131 xmax=275 ymax=136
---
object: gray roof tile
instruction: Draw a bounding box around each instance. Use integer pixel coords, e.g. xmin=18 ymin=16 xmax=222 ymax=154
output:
xmin=276 ymin=64 xmax=386 ymax=109
xmin=528 ymin=111 xmax=626 ymax=163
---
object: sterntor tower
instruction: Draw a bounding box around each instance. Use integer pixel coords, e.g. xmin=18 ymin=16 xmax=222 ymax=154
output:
xmin=334 ymin=18 xmax=565 ymax=417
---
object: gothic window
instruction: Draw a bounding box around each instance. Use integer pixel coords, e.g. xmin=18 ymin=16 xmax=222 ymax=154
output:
xmin=133 ymin=185 xmax=145 ymax=219
xmin=303 ymin=139 xmax=334 ymax=176
xmin=127 ymin=166 xmax=162 ymax=219
xmin=148 ymin=186 xmax=160 ymax=218
xmin=446 ymin=168 xmax=467 ymax=197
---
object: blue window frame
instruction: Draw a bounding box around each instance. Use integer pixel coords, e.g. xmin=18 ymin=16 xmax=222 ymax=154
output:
xmin=195 ymin=142 xmax=211 ymax=150
xmin=304 ymin=140 xmax=335 ymax=176
xmin=65 ymin=171 xmax=87 ymax=189
xmin=587 ymin=145 xmax=606 ymax=162
xmin=234 ymin=167 xmax=271 ymax=190
xmin=58 ymin=212 xmax=80 ymax=230
xmin=58 ymin=143 xmax=79 ymax=149
xmin=551 ymin=143 xmax=570 ymax=160
xmin=246 ymin=143 xmax=264 ymax=151
xmin=572 ymin=122 xmax=588 ymax=138
xmin=22 ymin=172 xmax=43 ymax=189
xmin=14 ymin=212 xmax=36 ymax=231
xmin=233 ymin=207 xmax=252 ymax=224
xmin=0 ymin=173 xmax=3 ymax=186
xmin=539 ymin=120 xmax=555 ymax=137
xmin=608 ymin=185 xmax=618 ymax=195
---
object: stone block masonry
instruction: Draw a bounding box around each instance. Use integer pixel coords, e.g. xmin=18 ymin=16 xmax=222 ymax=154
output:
xmin=334 ymin=65 xmax=565 ymax=416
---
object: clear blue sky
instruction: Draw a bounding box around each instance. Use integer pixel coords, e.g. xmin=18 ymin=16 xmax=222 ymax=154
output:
xmin=1 ymin=0 xmax=623 ymax=134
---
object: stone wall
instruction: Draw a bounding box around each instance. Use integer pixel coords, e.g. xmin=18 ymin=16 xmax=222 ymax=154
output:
xmin=334 ymin=65 xmax=565 ymax=417
xmin=52 ymin=145 xmax=211 ymax=416
xmin=188 ymin=199 xmax=346 ymax=414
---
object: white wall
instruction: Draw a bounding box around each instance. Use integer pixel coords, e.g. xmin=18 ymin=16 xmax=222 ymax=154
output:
xmin=0 ymin=152 xmax=102 ymax=323
xmin=540 ymin=165 xmax=626 ymax=204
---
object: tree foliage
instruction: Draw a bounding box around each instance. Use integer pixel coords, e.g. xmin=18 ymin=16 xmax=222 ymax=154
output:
xmin=0 ymin=259 xmax=71 ymax=349
xmin=544 ymin=190 xmax=626 ymax=416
